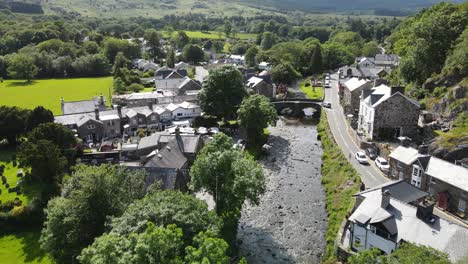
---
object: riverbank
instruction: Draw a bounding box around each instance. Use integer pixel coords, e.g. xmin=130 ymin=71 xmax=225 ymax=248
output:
xmin=318 ymin=113 xmax=361 ymax=264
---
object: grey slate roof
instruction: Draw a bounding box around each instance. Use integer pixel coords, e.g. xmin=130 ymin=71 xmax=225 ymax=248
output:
xmin=62 ymin=99 xmax=107 ymax=115
xmin=159 ymin=134 xmax=201 ymax=154
xmin=349 ymin=189 xmax=468 ymax=262
xmin=357 ymin=180 xmax=428 ymax=204
xmin=137 ymin=132 xmax=167 ymax=151
xmin=144 ymin=141 xmax=188 ymax=170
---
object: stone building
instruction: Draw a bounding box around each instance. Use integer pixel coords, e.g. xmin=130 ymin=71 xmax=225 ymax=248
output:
xmin=342 ymin=77 xmax=372 ymax=116
xmin=358 ymin=84 xmax=420 ymax=140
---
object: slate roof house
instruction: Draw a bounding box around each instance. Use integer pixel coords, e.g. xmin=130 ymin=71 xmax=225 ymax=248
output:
xmin=61 ymin=95 xmax=107 ymax=115
xmin=358 ymin=84 xmax=420 ymax=140
xmin=389 ymin=146 xmax=468 ymax=219
xmin=112 ymin=90 xmax=199 ymax=108
xmin=154 ymin=67 xmax=188 ymax=79
xmin=346 ymin=180 xmax=468 ymax=262
xmin=155 ymin=76 xmax=201 ymax=95
xmin=246 ymin=76 xmax=275 ymax=98
xmin=342 ymin=77 xmax=372 ymax=115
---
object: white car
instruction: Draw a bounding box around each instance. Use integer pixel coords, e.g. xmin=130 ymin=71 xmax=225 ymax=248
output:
xmin=325 ymin=75 xmax=330 ymax=80
xmin=355 ymin=151 xmax=368 ymax=164
xmin=375 ymin=157 xmax=390 ymax=172
xmin=209 ymin=127 xmax=220 ymax=134
xmin=197 ymin=127 xmax=208 ymax=135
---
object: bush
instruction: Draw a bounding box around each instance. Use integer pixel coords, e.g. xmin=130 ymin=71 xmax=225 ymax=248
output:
xmin=128 ymin=83 xmax=144 ymax=92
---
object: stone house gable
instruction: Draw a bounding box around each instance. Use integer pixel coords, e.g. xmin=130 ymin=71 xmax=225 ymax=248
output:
xmin=373 ymin=93 xmax=420 ymax=140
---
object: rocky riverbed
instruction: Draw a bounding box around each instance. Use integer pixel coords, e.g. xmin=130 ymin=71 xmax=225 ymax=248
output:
xmin=237 ymin=117 xmax=327 ymax=264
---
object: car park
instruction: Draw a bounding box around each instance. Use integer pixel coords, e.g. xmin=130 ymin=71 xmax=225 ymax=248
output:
xmin=355 ymin=151 xmax=368 ymax=164
xmin=375 ymin=157 xmax=390 ymax=172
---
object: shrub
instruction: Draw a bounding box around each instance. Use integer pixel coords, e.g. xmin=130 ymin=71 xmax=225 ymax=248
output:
xmin=128 ymin=83 xmax=144 ymax=92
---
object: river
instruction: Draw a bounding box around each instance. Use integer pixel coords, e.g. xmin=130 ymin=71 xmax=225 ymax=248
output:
xmin=237 ymin=117 xmax=327 ymax=263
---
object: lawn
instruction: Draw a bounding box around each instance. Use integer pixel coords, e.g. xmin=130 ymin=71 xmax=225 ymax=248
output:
xmin=0 ymin=230 xmax=54 ymax=264
xmin=164 ymin=30 xmax=256 ymax=40
xmin=0 ymin=148 xmax=46 ymax=206
xmin=299 ymin=79 xmax=324 ymax=100
xmin=0 ymin=77 xmax=113 ymax=115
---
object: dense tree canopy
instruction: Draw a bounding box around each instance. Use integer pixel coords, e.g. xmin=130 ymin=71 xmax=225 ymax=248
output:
xmin=182 ymin=44 xmax=205 ymax=64
xmin=271 ymin=63 xmax=301 ymax=85
xmin=40 ymin=165 xmax=148 ymax=264
xmin=0 ymin=106 xmax=30 ymax=144
xmin=7 ymin=53 xmax=38 ymax=81
xmin=238 ymin=95 xmax=278 ymax=144
xmin=198 ymin=65 xmax=247 ymax=120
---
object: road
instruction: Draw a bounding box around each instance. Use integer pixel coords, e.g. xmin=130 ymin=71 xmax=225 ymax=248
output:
xmin=323 ymin=74 xmax=468 ymax=227
xmin=323 ymin=74 xmax=388 ymax=188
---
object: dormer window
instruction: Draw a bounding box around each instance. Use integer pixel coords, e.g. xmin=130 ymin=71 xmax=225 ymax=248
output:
xmin=87 ymin=124 xmax=96 ymax=129
xmin=411 ymin=165 xmax=422 ymax=188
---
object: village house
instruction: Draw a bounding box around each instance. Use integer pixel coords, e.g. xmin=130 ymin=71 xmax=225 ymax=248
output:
xmin=112 ymin=90 xmax=198 ymax=107
xmin=346 ymin=180 xmax=468 ymax=262
xmin=342 ymin=77 xmax=373 ymax=116
xmin=388 ymin=146 xmax=468 ymax=219
xmin=154 ymin=67 xmax=188 ymax=79
xmin=166 ymin=101 xmax=202 ymax=120
xmin=155 ymin=76 xmax=201 ymax=95
xmin=246 ymin=76 xmax=275 ymax=98
xmin=60 ymin=95 xmax=107 ymax=115
xmin=358 ymin=84 xmax=420 ymax=140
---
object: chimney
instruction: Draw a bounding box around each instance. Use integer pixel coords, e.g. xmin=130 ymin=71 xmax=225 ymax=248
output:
xmin=99 ymin=94 xmax=105 ymax=105
xmin=381 ymin=189 xmax=391 ymax=208
xmin=418 ymin=144 xmax=429 ymax=155
xmin=416 ymin=200 xmax=435 ymax=221
xmin=94 ymin=107 xmax=100 ymax=120
xmin=60 ymin=97 xmax=64 ymax=105
xmin=117 ymin=105 xmax=122 ymax=118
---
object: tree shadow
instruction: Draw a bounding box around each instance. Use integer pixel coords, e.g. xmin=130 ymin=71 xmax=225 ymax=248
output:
xmin=237 ymin=225 xmax=295 ymax=264
xmin=5 ymin=81 xmax=37 ymax=87
xmin=0 ymin=229 xmax=51 ymax=263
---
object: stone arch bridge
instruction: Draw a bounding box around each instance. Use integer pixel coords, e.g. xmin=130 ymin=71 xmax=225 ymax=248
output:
xmin=271 ymin=99 xmax=322 ymax=117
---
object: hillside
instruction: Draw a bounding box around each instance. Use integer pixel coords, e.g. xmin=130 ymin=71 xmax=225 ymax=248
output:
xmin=29 ymin=0 xmax=463 ymax=17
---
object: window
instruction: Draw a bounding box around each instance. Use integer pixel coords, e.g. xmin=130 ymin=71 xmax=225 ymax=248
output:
xmin=139 ymin=118 xmax=144 ymax=123
xmin=132 ymin=119 xmax=137 ymax=125
xmin=354 ymin=237 xmax=361 ymax=247
xmin=177 ymin=113 xmax=182 ymax=116
xmin=369 ymin=225 xmax=376 ymax=234
xmin=108 ymin=121 xmax=114 ymax=126
xmin=411 ymin=165 xmax=422 ymax=188
xmin=87 ymin=124 xmax=96 ymax=130
xmin=458 ymin=199 xmax=466 ymax=212
xmin=151 ymin=115 xmax=156 ymax=121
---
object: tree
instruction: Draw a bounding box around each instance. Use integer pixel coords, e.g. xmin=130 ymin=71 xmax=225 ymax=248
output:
xmin=17 ymin=140 xmax=67 ymax=182
xmin=182 ymin=44 xmax=205 ymax=64
xmin=0 ymin=106 xmax=30 ymax=144
xmin=113 ymin=77 xmax=126 ymax=94
xmin=310 ymin=44 xmax=323 ymax=74
xmin=443 ymin=27 xmax=468 ymax=76
xmin=128 ymin=83 xmax=144 ymax=93
xmin=184 ymin=231 xmax=229 ymax=264
xmin=7 ymin=53 xmax=38 ymax=82
xmin=322 ymin=42 xmax=354 ymax=70
xmin=190 ymin=144 xmax=265 ymax=245
xmin=245 ymin=45 xmax=259 ymax=67
xmin=198 ymin=65 xmax=247 ymax=120
xmin=238 ymin=95 xmax=278 ymax=144
xmin=172 ymin=31 xmax=190 ymax=49
xmin=260 ymin=32 xmax=278 ymax=50
xmin=361 ymin=41 xmax=379 ymax=57
xmin=144 ymin=29 xmax=162 ymax=59
xmin=271 ymin=63 xmax=301 ymax=85
xmin=103 ymin=38 xmax=140 ymax=63
xmin=40 ymin=165 xmax=148 ymax=264
xmin=349 ymin=242 xmax=451 ymax=264
xmin=224 ymin=21 xmax=232 ymax=37
xmin=26 ymin=106 xmax=54 ymax=131
xmin=166 ymin=47 xmax=176 ymax=68
xmin=113 ymin=52 xmax=130 ymax=79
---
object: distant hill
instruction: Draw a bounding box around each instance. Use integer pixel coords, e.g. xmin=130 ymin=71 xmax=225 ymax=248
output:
xmin=243 ymin=0 xmax=465 ymax=11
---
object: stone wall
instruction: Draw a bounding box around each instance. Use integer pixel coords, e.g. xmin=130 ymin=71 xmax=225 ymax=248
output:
xmin=428 ymin=177 xmax=468 ymax=219
xmin=374 ymin=93 xmax=420 ymax=140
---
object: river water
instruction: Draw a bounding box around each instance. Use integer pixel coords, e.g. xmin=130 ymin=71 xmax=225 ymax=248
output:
xmin=237 ymin=117 xmax=327 ymax=264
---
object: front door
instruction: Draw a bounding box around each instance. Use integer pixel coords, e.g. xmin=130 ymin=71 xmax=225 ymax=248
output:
xmin=458 ymin=199 xmax=466 ymax=213
xmin=394 ymin=127 xmax=402 ymax=138
xmin=399 ymin=172 xmax=404 ymax=180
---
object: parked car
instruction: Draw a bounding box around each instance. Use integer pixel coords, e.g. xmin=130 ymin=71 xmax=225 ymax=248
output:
xmin=197 ymin=127 xmax=208 ymax=135
xmin=324 ymin=80 xmax=331 ymax=88
xmin=355 ymin=151 xmax=368 ymax=164
xmin=322 ymin=102 xmax=332 ymax=108
xmin=375 ymin=157 xmax=390 ymax=172
xmin=209 ymin=127 xmax=220 ymax=134
xmin=365 ymin=148 xmax=378 ymax=160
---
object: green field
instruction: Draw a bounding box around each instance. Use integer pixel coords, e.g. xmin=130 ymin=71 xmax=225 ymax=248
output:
xmin=164 ymin=31 xmax=256 ymax=40
xmin=299 ymin=79 xmax=324 ymax=100
xmin=0 ymin=77 xmax=113 ymax=115
xmin=0 ymin=230 xmax=53 ymax=264
xmin=0 ymin=149 xmax=45 ymax=206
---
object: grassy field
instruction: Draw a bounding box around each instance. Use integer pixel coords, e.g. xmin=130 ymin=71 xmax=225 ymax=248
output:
xmin=318 ymin=113 xmax=360 ymax=264
xmin=0 ymin=230 xmax=53 ymax=264
xmin=299 ymin=79 xmax=324 ymax=100
xmin=0 ymin=149 xmax=45 ymax=206
xmin=164 ymin=30 xmax=256 ymax=40
xmin=0 ymin=77 xmax=113 ymax=115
